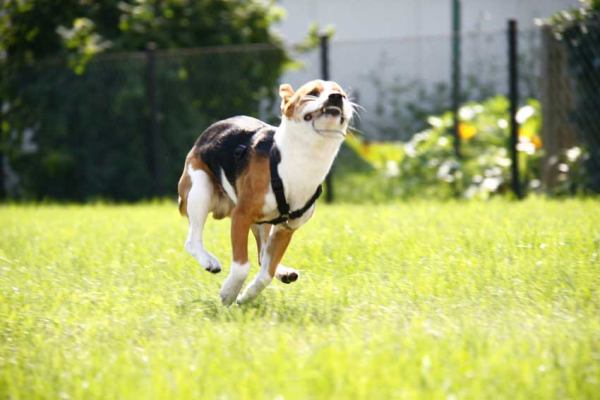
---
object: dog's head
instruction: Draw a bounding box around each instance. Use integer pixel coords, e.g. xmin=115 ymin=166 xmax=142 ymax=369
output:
xmin=278 ymin=80 xmax=354 ymax=137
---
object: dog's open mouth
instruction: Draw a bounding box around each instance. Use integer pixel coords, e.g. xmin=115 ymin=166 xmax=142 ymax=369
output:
xmin=322 ymin=106 xmax=342 ymax=117
xmin=303 ymin=106 xmax=345 ymax=124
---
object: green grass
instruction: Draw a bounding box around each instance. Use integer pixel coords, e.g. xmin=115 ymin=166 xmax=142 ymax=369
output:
xmin=1 ymin=199 xmax=599 ymax=399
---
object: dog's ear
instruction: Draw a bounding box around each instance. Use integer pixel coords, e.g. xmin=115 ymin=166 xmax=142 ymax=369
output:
xmin=279 ymin=83 xmax=295 ymax=118
xmin=279 ymin=83 xmax=294 ymax=101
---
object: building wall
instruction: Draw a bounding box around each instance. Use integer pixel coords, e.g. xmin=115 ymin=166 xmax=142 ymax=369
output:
xmin=275 ymin=0 xmax=577 ymax=41
xmin=273 ymin=0 xmax=578 ymax=138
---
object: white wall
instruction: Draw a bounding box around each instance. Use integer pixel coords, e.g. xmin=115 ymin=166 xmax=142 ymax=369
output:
xmin=275 ymin=0 xmax=578 ymax=41
xmin=273 ymin=0 xmax=578 ymax=137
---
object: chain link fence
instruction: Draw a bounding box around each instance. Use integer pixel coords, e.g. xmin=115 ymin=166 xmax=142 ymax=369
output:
xmin=283 ymin=28 xmax=542 ymax=141
xmin=1 ymin=44 xmax=285 ymax=200
xmin=2 ymin=22 xmax=599 ymax=200
xmin=540 ymin=15 xmax=600 ymax=193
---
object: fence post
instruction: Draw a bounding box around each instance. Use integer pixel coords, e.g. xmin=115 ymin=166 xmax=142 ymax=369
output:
xmin=320 ymin=34 xmax=334 ymax=203
xmin=451 ymin=0 xmax=462 ymax=159
xmin=145 ymin=42 xmax=163 ymax=195
xmin=540 ymin=25 xmax=577 ymax=191
xmin=508 ymin=20 xmax=523 ymax=199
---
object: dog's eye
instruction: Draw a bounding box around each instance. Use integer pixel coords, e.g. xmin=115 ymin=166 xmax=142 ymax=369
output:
xmin=307 ymin=89 xmax=320 ymax=97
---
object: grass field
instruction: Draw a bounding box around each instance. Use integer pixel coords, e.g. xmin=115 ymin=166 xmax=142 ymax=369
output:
xmin=1 ymin=199 xmax=599 ymax=399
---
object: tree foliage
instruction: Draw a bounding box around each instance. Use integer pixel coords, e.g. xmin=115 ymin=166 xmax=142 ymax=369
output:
xmin=0 ymin=0 xmax=289 ymax=200
xmin=1 ymin=0 xmax=286 ymax=66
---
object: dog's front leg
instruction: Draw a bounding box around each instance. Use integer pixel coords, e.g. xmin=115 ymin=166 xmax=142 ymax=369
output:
xmin=220 ymin=209 xmax=252 ymax=306
xmin=252 ymin=224 xmax=299 ymax=284
xmin=237 ymin=225 xmax=294 ymax=304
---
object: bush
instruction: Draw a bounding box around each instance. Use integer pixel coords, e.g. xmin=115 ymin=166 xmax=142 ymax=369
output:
xmin=346 ymin=96 xmax=587 ymax=200
xmin=0 ymin=0 xmax=289 ymax=201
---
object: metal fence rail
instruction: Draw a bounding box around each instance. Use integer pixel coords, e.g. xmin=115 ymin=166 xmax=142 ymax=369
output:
xmin=1 ymin=22 xmax=599 ymax=200
xmin=284 ymin=28 xmax=542 ymax=142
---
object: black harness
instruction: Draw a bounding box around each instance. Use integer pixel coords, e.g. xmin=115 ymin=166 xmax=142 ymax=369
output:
xmin=232 ymin=131 xmax=322 ymax=227
xmin=258 ymin=145 xmax=322 ymax=226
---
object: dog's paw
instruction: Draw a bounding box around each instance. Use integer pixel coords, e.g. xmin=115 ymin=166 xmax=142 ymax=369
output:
xmin=235 ymin=290 xmax=255 ymax=305
xmin=201 ymin=253 xmax=222 ymax=274
xmin=235 ymin=294 xmax=247 ymax=305
xmin=219 ymin=262 xmax=249 ymax=306
xmin=220 ymin=289 xmax=238 ymax=306
xmin=185 ymin=242 xmax=222 ymax=273
xmin=236 ymin=273 xmax=272 ymax=305
xmin=220 ymin=281 xmax=244 ymax=306
xmin=275 ymin=265 xmax=299 ymax=284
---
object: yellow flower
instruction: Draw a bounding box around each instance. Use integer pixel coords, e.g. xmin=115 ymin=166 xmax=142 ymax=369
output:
xmin=359 ymin=143 xmax=371 ymax=157
xmin=519 ymin=125 xmax=536 ymax=139
xmin=459 ymin=122 xmax=477 ymax=140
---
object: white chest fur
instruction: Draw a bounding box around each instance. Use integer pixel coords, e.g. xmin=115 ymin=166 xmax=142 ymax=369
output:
xmin=261 ymin=119 xmax=343 ymax=220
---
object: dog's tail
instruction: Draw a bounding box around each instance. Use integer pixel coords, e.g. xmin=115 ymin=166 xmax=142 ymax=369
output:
xmin=177 ymin=164 xmax=191 ymax=217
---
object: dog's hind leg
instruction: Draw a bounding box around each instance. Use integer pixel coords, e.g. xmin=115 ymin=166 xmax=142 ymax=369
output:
xmin=220 ymin=208 xmax=254 ymax=305
xmin=251 ymin=224 xmax=299 ymax=284
xmin=184 ymin=167 xmax=221 ymax=273
xmin=237 ymin=225 xmax=294 ymax=304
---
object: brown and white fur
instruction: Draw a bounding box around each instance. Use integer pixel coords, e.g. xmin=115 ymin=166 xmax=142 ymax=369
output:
xmin=177 ymin=80 xmax=354 ymax=305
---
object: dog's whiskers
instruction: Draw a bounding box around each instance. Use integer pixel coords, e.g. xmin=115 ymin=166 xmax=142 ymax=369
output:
xmin=348 ymin=127 xmax=367 ymax=138
xmin=348 ymin=102 xmax=363 ymax=121
xmin=349 ymin=100 xmax=365 ymax=111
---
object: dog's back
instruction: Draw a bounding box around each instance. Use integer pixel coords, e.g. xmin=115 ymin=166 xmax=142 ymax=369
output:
xmin=177 ymin=116 xmax=275 ymax=217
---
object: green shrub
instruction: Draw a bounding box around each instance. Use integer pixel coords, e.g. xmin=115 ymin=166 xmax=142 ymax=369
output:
xmin=0 ymin=0 xmax=289 ymax=201
xmin=346 ymin=96 xmax=586 ymax=200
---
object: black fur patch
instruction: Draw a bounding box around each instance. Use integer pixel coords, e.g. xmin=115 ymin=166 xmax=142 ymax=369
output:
xmin=254 ymin=132 xmax=275 ymax=157
xmin=193 ymin=116 xmax=276 ymax=192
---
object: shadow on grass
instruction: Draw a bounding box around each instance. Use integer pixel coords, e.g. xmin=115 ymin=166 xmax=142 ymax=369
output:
xmin=176 ymin=296 xmax=343 ymax=326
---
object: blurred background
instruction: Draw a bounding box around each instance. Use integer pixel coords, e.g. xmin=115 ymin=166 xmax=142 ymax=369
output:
xmin=1 ymin=0 xmax=598 ymax=202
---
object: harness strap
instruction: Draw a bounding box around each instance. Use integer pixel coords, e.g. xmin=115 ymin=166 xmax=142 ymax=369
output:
xmin=289 ymin=185 xmax=322 ymax=220
xmin=269 ymin=147 xmax=290 ymax=218
xmin=257 ymin=145 xmax=322 ymax=226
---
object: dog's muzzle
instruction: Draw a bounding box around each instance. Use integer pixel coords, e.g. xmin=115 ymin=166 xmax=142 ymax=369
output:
xmin=302 ymin=93 xmax=347 ymax=139
xmin=303 ymin=93 xmax=345 ymax=122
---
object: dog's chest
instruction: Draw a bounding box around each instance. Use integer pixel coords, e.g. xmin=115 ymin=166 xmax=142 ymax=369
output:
xmin=260 ymin=149 xmax=330 ymax=223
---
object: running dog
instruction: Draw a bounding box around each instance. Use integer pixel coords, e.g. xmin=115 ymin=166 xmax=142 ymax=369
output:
xmin=177 ymin=80 xmax=354 ymax=305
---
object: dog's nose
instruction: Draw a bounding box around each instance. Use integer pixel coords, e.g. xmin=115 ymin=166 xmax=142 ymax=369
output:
xmin=328 ymin=93 xmax=343 ymax=103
